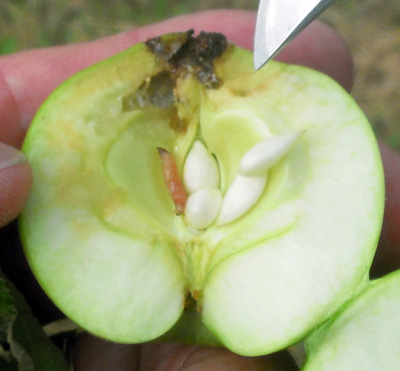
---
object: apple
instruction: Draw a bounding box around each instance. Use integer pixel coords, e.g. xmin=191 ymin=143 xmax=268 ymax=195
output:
xmin=19 ymin=30 xmax=384 ymax=356
xmin=303 ymin=270 xmax=400 ymax=370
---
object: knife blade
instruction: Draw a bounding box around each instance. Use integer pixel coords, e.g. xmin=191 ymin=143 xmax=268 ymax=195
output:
xmin=254 ymin=0 xmax=335 ymax=70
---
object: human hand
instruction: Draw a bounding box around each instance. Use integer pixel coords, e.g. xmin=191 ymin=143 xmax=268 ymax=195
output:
xmin=0 ymin=9 xmax=398 ymax=370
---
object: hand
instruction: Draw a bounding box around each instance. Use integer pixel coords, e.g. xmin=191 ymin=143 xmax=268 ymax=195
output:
xmin=0 ymin=9 xmax=398 ymax=370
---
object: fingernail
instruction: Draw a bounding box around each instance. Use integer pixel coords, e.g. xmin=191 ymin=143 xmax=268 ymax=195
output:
xmin=0 ymin=142 xmax=26 ymax=171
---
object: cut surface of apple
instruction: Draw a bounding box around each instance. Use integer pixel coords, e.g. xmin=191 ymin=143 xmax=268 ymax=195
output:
xmin=19 ymin=31 xmax=384 ymax=356
xmin=304 ymin=270 xmax=400 ymax=370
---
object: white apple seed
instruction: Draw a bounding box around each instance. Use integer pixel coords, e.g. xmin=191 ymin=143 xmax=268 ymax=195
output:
xmin=216 ymin=174 xmax=267 ymax=226
xmin=238 ymin=131 xmax=305 ymax=177
xmin=183 ymin=140 xmax=220 ymax=194
xmin=185 ymin=187 xmax=223 ymax=230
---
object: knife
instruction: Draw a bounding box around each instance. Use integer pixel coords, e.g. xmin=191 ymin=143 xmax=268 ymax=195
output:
xmin=254 ymin=0 xmax=336 ymax=70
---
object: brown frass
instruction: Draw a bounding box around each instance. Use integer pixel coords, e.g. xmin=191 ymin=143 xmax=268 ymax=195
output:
xmin=146 ymin=30 xmax=228 ymax=89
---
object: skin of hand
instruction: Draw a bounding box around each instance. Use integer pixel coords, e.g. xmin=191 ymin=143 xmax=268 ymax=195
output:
xmin=0 ymin=9 xmax=398 ymax=370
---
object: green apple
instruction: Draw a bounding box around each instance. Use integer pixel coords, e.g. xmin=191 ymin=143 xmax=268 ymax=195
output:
xmin=19 ymin=31 xmax=384 ymax=356
xmin=304 ymin=270 xmax=400 ymax=370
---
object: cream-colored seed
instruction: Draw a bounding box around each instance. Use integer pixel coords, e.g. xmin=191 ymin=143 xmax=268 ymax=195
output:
xmin=239 ymin=131 xmax=305 ymax=177
xmin=185 ymin=188 xmax=223 ymax=230
xmin=216 ymin=174 xmax=267 ymax=226
xmin=183 ymin=140 xmax=220 ymax=194
xmin=183 ymin=132 xmax=297 ymax=228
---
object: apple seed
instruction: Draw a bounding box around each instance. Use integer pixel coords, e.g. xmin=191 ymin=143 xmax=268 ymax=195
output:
xmin=239 ymin=131 xmax=305 ymax=177
xmin=185 ymin=187 xmax=223 ymax=230
xmin=183 ymin=140 xmax=220 ymax=194
xmin=216 ymin=174 xmax=267 ymax=226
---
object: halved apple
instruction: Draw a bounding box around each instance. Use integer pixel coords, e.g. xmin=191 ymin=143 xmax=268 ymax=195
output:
xmin=304 ymin=270 xmax=400 ymax=370
xmin=19 ymin=31 xmax=384 ymax=356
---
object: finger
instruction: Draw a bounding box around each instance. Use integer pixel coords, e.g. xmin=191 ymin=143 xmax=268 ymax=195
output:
xmin=72 ymin=333 xmax=141 ymax=371
xmin=0 ymin=142 xmax=32 ymax=228
xmin=72 ymin=334 xmax=298 ymax=371
xmin=371 ymin=143 xmax=400 ymax=278
xmin=140 ymin=343 xmax=298 ymax=371
xmin=0 ymin=10 xmax=353 ymax=148
xmin=275 ymin=21 xmax=354 ymax=92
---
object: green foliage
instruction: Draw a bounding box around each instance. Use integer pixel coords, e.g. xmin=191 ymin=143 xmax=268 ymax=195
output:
xmin=0 ymin=38 xmax=18 ymax=55
xmin=0 ymin=270 xmax=69 ymax=371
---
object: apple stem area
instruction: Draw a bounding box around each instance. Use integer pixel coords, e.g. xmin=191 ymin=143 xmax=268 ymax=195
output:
xmin=182 ymin=239 xmax=212 ymax=303
xmin=158 ymin=134 xmax=304 ymax=232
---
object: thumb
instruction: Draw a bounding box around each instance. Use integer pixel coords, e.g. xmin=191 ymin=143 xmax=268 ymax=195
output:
xmin=0 ymin=142 xmax=32 ymax=228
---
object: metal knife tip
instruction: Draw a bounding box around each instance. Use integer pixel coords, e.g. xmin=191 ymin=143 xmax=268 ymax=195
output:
xmin=254 ymin=53 xmax=268 ymax=71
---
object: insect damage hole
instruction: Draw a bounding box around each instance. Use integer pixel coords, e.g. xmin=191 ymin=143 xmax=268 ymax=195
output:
xmin=122 ymin=71 xmax=176 ymax=111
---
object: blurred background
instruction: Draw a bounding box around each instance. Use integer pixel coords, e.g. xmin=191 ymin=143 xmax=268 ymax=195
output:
xmin=0 ymin=0 xmax=399 ymax=149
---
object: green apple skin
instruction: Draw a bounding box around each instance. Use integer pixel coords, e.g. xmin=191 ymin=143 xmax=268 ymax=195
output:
xmin=19 ymin=31 xmax=384 ymax=356
xmin=303 ymin=269 xmax=400 ymax=370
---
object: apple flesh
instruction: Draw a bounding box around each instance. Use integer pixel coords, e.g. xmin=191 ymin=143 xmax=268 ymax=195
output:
xmin=19 ymin=31 xmax=384 ymax=356
xmin=304 ymin=270 xmax=400 ymax=370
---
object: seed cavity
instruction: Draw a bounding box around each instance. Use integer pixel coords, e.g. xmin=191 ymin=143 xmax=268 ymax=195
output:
xmin=183 ymin=140 xmax=220 ymax=194
xmin=216 ymin=174 xmax=267 ymax=226
xmin=185 ymin=188 xmax=223 ymax=230
xmin=239 ymin=131 xmax=305 ymax=177
xmin=158 ymin=147 xmax=187 ymax=215
xmin=160 ymin=130 xmax=304 ymax=228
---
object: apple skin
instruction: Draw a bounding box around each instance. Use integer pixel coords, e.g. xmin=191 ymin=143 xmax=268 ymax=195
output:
xmin=303 ymin=269 xmax=400 ymax=370
xmin=19 ymin=31 xmax=384 ymax=356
